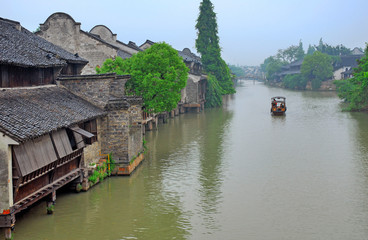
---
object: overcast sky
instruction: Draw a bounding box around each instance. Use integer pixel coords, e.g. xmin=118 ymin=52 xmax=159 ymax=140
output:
xmin=1 ymin=0 xmax=368 ymax=66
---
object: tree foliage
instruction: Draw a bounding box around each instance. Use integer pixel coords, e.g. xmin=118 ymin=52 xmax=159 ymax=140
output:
xmin=282 ymin=74 xmax=307 ymax=90
xmin=263 ymin=57 xmax=284 ymax=80
xmin=96 ymin=42 xmax=189 ymax=113
xmin=315 ymin=38 xmax=351 ymax=56
xmin=276 ymin=40 xmax=305 ymax=63
xmin=205 ymin=74 xmax=223 ymax=108
xmin=307 ymin=44 xmax=316 ymax=55
xmin=228 ymin=64 xmax=245 ymax=78
xmin=301 ymin=51 xmax=333 ymax=90
xmin=196 ymin=0 xmax=235 ymax=107
xmin=336 ymin=45 xmax=368 ymax=110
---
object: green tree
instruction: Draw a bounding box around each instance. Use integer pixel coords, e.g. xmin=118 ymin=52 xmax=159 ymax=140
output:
xmin=260 ymin=56 xmax=274 ymax=73
xmin=228 ymin=64 xmax=245 ymax=78
xmin=196 ymin=0 xmax=235 ymax=107
xmin=276 ymin=41 xmax=304 ymax=63
xmin=301 ymin=51 xmax=333 ymax=90
xmin=336 ymin=45 xmax=368 ymax=110
xmin=205 ymin=74 xmax=223 ymax=108
xmin=265 ymin=57 xmax=284 ymax=80
xmin=307 ymin=44 xmax=316 ymax=55
xmin=282 ymin=74 xmax=308 ymax=90
xmin=96 ymin=42 xmax=189 ymax=113
xmin=296 ymin=40 xmax=305 ymax=60
xmin=315 ymin=38 xmax=351 ymax=56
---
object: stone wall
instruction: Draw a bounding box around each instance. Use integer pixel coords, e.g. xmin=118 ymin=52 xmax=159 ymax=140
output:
xmin=78 ymin=33 xmax=117 ymax=74
xmin=37 ymin=13 xmax=119 ymax=75
xmin=57 ymin=73 xmax=143 ymax=166
xmin=57 ymin=74 xmax=129 ymax=109
xmin=104 ymin=98 xmax=143 ymax=164
xmin=186 ymin=75 xmax=199 ymax=104
xmin=128 ymin=103 xmax=144 ymax=160
xmin=305 ymin=80 xmax=336 ymax=91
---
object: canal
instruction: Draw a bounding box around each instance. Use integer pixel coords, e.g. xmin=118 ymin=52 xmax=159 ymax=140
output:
xmin=10 ymin=80 xmax=368 ymax=239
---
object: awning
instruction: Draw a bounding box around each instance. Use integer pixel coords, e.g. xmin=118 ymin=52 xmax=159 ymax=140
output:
xmin=70 ymin=127 xmax=94 ymax=138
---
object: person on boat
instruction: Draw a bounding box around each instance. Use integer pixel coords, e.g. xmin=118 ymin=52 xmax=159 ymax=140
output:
xmin=272 ymin=99 xmax=277 ymax=107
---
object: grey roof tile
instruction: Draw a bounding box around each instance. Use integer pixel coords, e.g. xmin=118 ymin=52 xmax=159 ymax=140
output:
xmin=0 ymin=18 xmax=88 ymax=68
xmin=0 ymin=86 xmax=105 ymax=142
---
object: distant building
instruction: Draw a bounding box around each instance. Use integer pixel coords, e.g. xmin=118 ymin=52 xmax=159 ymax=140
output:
xmin=276 ymin=59 xmax=303 ymax=82
xmin=140 ymin=39 xmax=156 ymax=51
xmin=178 ymin=48 xmax=206 ymax=112
xmin=351 ymin=47 xmax=364 ymax=55
xmin=333 ymin=49 xmax=364 ymax=80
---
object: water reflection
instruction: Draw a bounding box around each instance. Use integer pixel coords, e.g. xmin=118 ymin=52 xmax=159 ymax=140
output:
xmin=197 ymin=108 xmax=233 ymax=234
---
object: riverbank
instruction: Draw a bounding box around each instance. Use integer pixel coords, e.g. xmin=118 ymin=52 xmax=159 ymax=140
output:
xmin=266 ymin=79 xmax=336 ymax=91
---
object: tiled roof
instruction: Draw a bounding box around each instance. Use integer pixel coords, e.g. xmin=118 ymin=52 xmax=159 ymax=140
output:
xmin=178 ymin=48 xmax=202 ymax=64
xmin=117 ymin=49 xmax=132 ymax=59
xmin=340 ymin=55 xmax=364 ymax=68
xmin=140 ymin=39 xmax=155 ymax=47
xmin=0 ymin=86 xmax=105 ymax=142
xmin=0 ymin=18 xmax=88 ymax=67
xmin=127 ymin=41 xmax=142 ymax=51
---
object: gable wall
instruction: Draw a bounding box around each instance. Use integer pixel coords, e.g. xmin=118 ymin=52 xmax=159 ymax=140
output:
xmin=90 ymin=26 xmax=139 ymax=55
xmin=37 ymin=14 xmax=118 ymax=75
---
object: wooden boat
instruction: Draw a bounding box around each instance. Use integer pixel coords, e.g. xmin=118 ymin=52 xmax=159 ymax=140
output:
xmin=271 ymin=96 xmax=286 ymax=115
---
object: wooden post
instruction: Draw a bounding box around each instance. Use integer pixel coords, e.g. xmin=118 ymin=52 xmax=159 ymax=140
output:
xmin=46 ymin=190 xmax=56 ymax=214
xmin=145 ymin=121 xmax=153 ymax=131
xmin=154 ymin=116 xmax=158 ymax=130
xmin=4 ymin=227 xmax=12 ymax=240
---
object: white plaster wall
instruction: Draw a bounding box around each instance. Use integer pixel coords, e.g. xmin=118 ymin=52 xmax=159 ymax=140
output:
xmin=333 ymin=67 xmax=344 ymax=80
xmin=0 ymin=135 xmax=18 ymax=211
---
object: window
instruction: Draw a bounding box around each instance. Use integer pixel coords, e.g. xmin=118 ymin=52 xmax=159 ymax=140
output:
xmin=81 ymin=119 xmax=98 ymax=144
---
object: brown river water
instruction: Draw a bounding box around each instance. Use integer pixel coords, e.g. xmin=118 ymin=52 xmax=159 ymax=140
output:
xmin=8 ymin=80 xmax=368 ymax=239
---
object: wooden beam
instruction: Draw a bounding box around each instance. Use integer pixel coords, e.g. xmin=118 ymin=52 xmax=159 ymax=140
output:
xmin=13 ymin=169 xmax=82 ymax=214
xmin=49 ymin=132 xmax=61 ymax=183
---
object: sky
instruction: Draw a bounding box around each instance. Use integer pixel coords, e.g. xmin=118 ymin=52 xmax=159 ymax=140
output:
xmin=1 ymin=0 xmax=368 ymax=66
